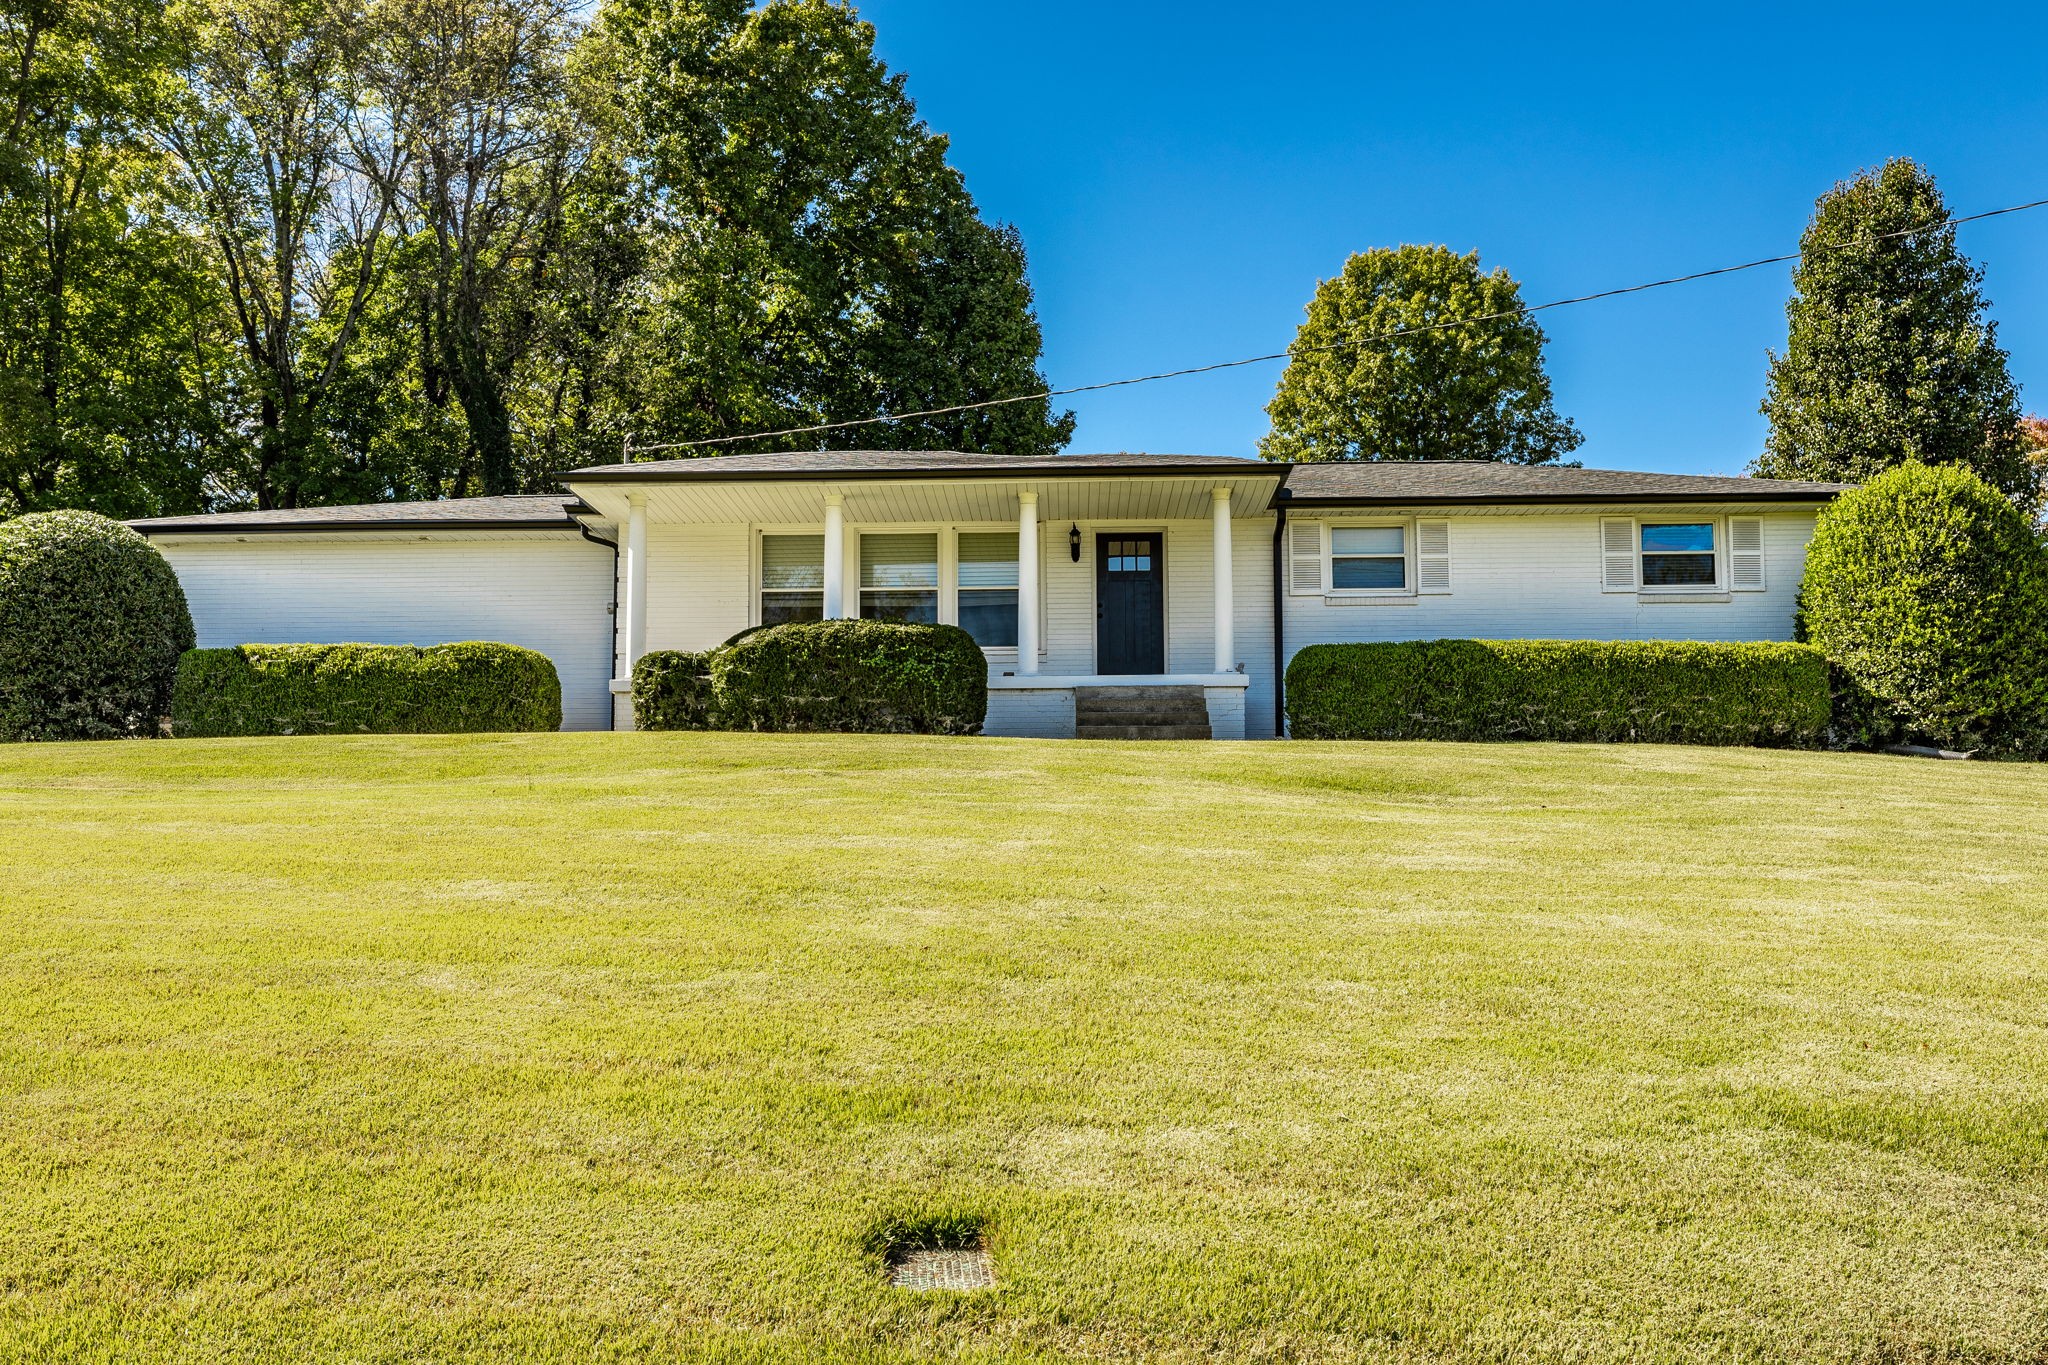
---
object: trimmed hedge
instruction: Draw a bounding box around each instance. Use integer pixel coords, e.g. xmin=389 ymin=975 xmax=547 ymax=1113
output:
xmin=632 ymin=650 xmax=717 ymax=731
xmin=0 ymin=510 xmax=195 ymax=741
xmin=635 ymin=619 xmax=987 ymax=735
xmin=1798 ymin=462 xmax=2048 ymax=758
xmin=715 ymin=620 xmax=987 ymax=735
xmin=172 ymin=642 xmax=562 ymax=737
xmin=1286 ymin=639 xmax=1831 ymax=747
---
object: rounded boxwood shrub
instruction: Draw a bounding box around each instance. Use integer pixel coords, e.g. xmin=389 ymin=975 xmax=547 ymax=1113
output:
xmin=0 ymin=510 xmax=195 ymax=741
xmin=1799 ymin=462 xmax=2048 ymax=756
xmin=708 ymin=619 xmax=987 ymax=735
xmin=172 ymin=641 xmax=562 ymax=737
xmin=1286 ymin=639 xmax=1831 ymax=747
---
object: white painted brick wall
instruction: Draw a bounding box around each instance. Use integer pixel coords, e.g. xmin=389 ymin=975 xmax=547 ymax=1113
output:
xmin=155 ymin=533 xmax=616 ymax=732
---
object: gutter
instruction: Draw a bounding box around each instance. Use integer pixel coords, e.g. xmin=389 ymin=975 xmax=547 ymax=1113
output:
xmin=1271 ymin=488 xmax=1289 ymax=739
xmin=576 ymin=519 xmax=620 ymax=733
xmin=130 ymin=517 xmax=586 ymax=536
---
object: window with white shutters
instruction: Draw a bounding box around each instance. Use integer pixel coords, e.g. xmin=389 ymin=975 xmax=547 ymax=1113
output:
xmin=1600 ymin=518 xmax=1637 ymax=592
xmin=1729 ymin=517 xmax=1765 ymax=590
xmin=1417 ymin=519 xmax=1451 ymax=594
xmin=1288 ymin=519 xmax=1324 ymax=594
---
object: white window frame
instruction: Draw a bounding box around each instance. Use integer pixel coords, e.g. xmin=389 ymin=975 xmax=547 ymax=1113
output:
xmin=1636 ymin=518 xmax=1722 ymax=593
xmin=1325 ymin=519 xmax=1416 ymax=597
xmin=1600 ymin=515 xmax=1766 ymax=596
xmin=754 ymin=529 xmax=827 ymax=627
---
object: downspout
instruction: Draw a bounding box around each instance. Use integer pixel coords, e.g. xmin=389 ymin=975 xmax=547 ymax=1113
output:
xmin=1271 ymin=486 xmax=1291 ymax=738
xmin=577 ymin=518 xmax=620 ymax=732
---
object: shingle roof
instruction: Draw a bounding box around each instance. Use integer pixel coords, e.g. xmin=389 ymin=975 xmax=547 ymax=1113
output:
xmin=123 ymin=457 xmax=1849 ymax=534
xmin=128 ymin=493 xmax=587 ymax=535
xmin=564 ymin=449 xmax=1276 ymax=480
xmin=1280 ymin=461 xmax=1847 ymax=505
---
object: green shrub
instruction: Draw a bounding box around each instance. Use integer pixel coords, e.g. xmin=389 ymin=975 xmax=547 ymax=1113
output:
xmin=710 ymin=619 xmax=987 ymax=735
xmin=172 ymin=642 xmax=561 ymax=737
xmin=1287 ymin=639 xmax=1831 ymax=747
xmin=633 ymin=650 xmax=718 ymax=731
xmin=0 ymin=510 xmax=194 ymax=741
xmin=1799 ymin=462 xmax=2048 ymax=757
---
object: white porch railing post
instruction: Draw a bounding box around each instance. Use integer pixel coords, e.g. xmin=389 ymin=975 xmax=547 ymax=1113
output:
xmin=1212 ymin=485 xmax=1234 ymax=674
xmin=823 ymin=494 xmax=845 ymax=618
xmin=1017 ymin=491 xmax=1040 ymax=674
xmin=623 ymin=492 xmax=649 ymax=672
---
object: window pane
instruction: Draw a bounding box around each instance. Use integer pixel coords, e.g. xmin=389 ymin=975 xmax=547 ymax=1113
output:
xmin=1641 ymin=523 xmax=1713 ymax=553
xmin=959 ymin=588 xmax=1018 ymax=647
xmin=1332 ymin=556 xmax=1406 ymax=590
xmin=1331 ymin=525 xmax=1404 ymax=555
xmin=859 ymin=590 xmax=938 ymax=624
xmin=761 ymin=534 xmax=824 ymax=590
xmin=1642 ymin=553 xmax=1717 ymax=586
xmin=958 ymin=532 xmax=1019 ymax=587
xmin=860 ymin=533 xmax=938 ymax=589
xmin=761 ymin=592 xmax=823 ymax=625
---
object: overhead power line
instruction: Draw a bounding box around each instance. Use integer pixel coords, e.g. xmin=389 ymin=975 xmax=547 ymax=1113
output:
xmin=624 ymin=194 xmax=2048 ymax=457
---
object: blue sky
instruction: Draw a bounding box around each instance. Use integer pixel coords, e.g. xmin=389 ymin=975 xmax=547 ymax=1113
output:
xmin=855 ymin=0 xmax=2048 ymax=474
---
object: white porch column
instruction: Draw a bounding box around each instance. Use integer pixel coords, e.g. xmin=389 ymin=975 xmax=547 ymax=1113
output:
xmin=822 ymin=494 xmax=845 ymax=618
xmin=623 ymin=491 xmax=649 ymax=672
xmin=1211 ymin=485 xmax=1234 ymax=674
xmin=1017 ymin=491 xmax=1040 ymax=674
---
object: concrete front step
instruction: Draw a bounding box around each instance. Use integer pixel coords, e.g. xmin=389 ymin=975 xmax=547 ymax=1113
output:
xmin=1071 ymin=684 xmax=1212 ymax=739
xmin=1076 ymin=703 xmax=1209 ymax=722
xmin=1075 ymin=723 xmax=1213 ymax=741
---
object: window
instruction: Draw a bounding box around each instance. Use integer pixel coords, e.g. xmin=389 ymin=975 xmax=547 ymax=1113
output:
xmin=859 ymin=532 xmax=938 ymax=623
xmin=957 ymin=531 xmax=1019 ymax=647
xmin=1104 ymin=539 xmax=1152 ymax=573
xmin=1640 ymin=522 xmax=1717 ymax=587
xmin=1330 ymin=525 xmax=1407 ymax=591
xmin=760 ymin=534 xmax=824 ymax=625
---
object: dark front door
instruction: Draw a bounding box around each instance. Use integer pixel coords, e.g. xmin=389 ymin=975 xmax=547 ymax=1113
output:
xmin=1096 ymin=533 xmax=1165 ymax=674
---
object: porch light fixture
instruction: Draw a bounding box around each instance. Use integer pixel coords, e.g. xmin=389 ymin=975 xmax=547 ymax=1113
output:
xmin=1069 ymin=523 xmax=1081 ymax=562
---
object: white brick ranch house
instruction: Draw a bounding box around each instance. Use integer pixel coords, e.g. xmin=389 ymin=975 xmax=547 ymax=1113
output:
xmin=129 ymin=451 xmax=1846 ymax=739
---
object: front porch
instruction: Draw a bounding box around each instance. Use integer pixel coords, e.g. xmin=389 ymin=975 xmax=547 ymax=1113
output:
xmin=565 ymin=451 xmax=1282 ymax=738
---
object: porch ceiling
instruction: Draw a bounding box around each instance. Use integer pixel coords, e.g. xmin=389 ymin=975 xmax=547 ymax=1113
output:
xmin=563 ymin=473 xmax=1282 ymax=527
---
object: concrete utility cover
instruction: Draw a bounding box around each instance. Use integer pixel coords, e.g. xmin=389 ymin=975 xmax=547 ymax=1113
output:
xmin=888 ymin=1247 xmax=995 ymax=1291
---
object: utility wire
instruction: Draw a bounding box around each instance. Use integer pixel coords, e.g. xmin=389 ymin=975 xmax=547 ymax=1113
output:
xmin=624 ymin=194 xmax=2048 ymax=457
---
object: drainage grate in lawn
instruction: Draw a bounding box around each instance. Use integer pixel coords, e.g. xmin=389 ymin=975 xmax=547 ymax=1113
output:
xmin=887 ymin=1245 xmax=995 ymax=1291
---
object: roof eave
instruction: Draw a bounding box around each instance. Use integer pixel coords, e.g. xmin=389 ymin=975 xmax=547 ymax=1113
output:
xmin=1275 ymin=490 xmax=1844 ymax=508
xmin=131 ymin=514 xmax=590 ymax=537
xmin=559 ymin=463 xmax=1285 ymax=484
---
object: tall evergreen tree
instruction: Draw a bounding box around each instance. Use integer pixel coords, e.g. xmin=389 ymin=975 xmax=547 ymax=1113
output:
xmin=1257 ymin=245 xmax=1580 ymax=464
xmin=1755 ymin=159 xmax=2033 ymax=503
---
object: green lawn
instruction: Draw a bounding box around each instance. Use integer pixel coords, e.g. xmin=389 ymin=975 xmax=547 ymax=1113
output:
xmin=4 ymin=733 xmax=2046 ymax=1363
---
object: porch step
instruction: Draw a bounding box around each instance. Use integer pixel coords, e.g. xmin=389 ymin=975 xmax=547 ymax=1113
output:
xmin=1075 ymin=723 xmax=1213 ymax=741
xmin=1073 ymin=685 xmax=1211 ymax=741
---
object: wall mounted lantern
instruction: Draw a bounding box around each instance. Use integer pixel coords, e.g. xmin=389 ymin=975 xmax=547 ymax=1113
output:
xmin=1069 ymin=523 xmax=1081 ymax=562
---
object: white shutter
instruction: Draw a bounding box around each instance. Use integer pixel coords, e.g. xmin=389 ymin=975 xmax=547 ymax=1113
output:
xmin=1288 ymin=519 xmax=1324 ymax=594
xmin=1728 ymin=516 xmax=1765 ymax=591
xmin=1601 ymin=518 xmax=1637 ymax=592
xmin=1416 ymin=519 xmax=1451 ymax=594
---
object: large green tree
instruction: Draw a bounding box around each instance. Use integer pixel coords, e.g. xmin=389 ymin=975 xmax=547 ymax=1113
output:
xmin=0 ymin=0 xmax=238 ymax=518
xmin=1754 ymin=159 xmax=2033 ymax=503
xmin=591 ymin=0 xmax=1072 ymax=458
xmin=1258 ymin=245 xmax=1580 ymax=464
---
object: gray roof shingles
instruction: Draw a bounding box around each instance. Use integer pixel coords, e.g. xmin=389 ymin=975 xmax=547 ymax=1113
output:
xmin=129 ymin=493 xmax=586 ymax=534
xmin=127 ymin=456 xmax=1848 ymax=533
xmin=564 ymin=449 xmax=1273 ymax=479
xmin=1281 ymin=461 xmax=1847 ymax=504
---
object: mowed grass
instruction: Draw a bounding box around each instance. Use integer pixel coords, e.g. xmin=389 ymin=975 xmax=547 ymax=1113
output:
xmin=3 ymin=733 xmax=2047 ymax=1364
